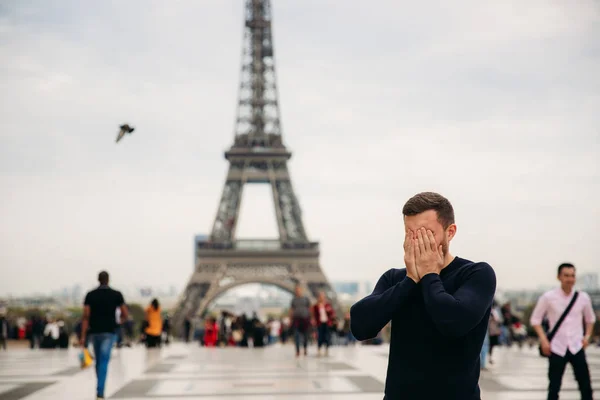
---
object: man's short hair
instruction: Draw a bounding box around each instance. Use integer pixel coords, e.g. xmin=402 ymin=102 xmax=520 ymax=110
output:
xmin=402 ymin=192 xmax=455 ymax=228
xmin=98 ymin=271 xmax=109 ymax=285
xmin=557 ymin=262 xmax=575 ymax=275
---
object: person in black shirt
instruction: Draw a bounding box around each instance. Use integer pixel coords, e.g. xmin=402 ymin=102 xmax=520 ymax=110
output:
xmin=81 ymin=271 xmax=128 ymax=400
xmin=0 ymin=310 xmax=8 ymax=350
xmin=183 ymin=314 xmax=192 ymax=343
xmin=350 ymin=192 xmax=496 ymax=400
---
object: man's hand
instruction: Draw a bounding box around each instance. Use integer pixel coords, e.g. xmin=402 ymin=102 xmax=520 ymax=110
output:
xmin=404 ymin=230 xmax=420 ymax=283
xmin=540 ymin=338 xmax=551 ymax=356
xmin=415 ymin=228 xmax=444 ymax=277
xmin=582 ymin=336 xmax=590 ymax=349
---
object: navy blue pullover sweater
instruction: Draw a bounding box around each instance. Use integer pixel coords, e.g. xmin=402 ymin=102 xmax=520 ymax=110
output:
xmin=350 ymin=257 xmax=496 ymax=399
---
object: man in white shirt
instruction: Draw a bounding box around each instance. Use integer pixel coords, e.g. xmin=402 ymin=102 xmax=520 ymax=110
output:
xmin=269 ymin=319 xmax=281 ymax=344
xmin=44 ymin=318 xmax=60 ymax=348
xmin=530 ymin=262 xmax=595 ymax=400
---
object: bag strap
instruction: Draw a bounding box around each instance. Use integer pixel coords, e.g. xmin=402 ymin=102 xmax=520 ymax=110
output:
xmin=547 ymin=291 xmax=579 ymax=341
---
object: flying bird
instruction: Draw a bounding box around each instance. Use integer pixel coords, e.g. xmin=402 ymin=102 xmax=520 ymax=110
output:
xmin=116 ymin=124 xmax=135 ymax=143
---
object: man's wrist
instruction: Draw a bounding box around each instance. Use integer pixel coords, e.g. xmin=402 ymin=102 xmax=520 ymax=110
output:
xmin=419 ymin=272 xmax=441 ymax=288
xmin=420 ymin=270 xmax=439 ymax=278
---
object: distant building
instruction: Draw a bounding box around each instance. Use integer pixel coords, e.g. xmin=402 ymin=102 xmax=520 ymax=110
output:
xmin=332 ymin=281 xmax=372 ymax=298
xmin=578 ymin=272 xmax=599 ymax=291
xmin=587 ymin=289 xmax=600 ymax=311
xmin=333 ymin=281 xmax=359 ymax=296
xmin=0 ymin=296 xmax=62 ymax=310
xmin=71 ymin=285 xmax=83 ymax=306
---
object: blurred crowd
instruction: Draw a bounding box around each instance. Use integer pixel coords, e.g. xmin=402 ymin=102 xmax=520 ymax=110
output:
xmin=182 ymin=309 xmax=361 ymax=348
xmin=0 ymin=312 xmax=71 ymax=349
xmin=0 ymin=292 xmax=385 ymax=352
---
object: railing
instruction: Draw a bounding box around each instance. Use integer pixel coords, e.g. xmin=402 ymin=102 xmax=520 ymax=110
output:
xmin=196 ymin=239 xmax=319 ymax=251
xmin=235 ymin=239 xmax=281 ymax=250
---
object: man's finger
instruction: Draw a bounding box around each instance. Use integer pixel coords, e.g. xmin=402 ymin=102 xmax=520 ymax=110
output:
xmin=426 ymin=230 xmax=437 ymax=252
xmin=417 ymin=228 xmax=426 ymax=255
xmin=404 ymin=230 xmax=412 ymax=250
xmin=422 ymin=228 xmax=432 ymax=251
xmin=413 ymin=238 xmax=421 ymax=258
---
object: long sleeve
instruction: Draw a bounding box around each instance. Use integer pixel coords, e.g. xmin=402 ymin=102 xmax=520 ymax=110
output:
xmin=529 ymin=294 xmax=549 ymax=326
xmin=582 ymin=293 xmax=596 ymax=324
xmin=350 ymin=269 xmax=417 ymax=341
xmin=420 ymin=262 xmax=496 ymax=337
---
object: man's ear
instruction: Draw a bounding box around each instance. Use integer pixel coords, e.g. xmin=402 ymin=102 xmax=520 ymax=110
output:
xmin=447 ymin=224 xmax=457 ymax=241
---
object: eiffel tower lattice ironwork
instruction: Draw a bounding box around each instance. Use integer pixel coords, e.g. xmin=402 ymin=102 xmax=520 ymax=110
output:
xmin=173 ymin=0 xmax=341 ymax=328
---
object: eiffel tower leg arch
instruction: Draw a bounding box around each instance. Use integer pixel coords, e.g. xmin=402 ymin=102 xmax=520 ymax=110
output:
xmin=174 ymin=247 xmax=343 ymax=330
xmin=196 ymin=277 xmax=298 ymax=318
xmin=189 ymin=257 xmax=317 ymax=318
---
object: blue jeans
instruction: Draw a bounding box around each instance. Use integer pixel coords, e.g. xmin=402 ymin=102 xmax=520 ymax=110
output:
xmin=91 ymin=333 xmax=116 ymax=398
xmin=500 ymin=325 xmax=510 ymax=345
xmin=480 ymin=331 xmax=489 ymax=368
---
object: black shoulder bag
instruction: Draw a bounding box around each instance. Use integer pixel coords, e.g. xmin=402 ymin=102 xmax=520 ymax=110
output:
xmin=539 ymin=291 xmax=578 ymax=358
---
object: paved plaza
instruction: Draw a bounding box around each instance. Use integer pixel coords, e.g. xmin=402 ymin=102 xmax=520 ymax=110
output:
xmin=0 ymin=343 xmax=598 ymax=399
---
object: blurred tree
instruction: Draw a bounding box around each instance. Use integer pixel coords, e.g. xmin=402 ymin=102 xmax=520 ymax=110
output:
xmin=520 ymin=303 xmax=537 ymax=337
xmin=127 ymin=303 xmax=145 ymax=332
xmin=66 ymin=307 xmax=83 ymax=319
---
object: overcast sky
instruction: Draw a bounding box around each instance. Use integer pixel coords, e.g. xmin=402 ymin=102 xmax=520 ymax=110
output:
xmin=1 ymin=0 xmax=599 ymax=296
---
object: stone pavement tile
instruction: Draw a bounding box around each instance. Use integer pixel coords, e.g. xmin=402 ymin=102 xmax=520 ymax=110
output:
xmin=0 ymin=384 xmax=21 ymax=395
xmin=106 ymin=396 xmax=384 ymax=400
xmin=0 ymin=382 xmax=55 ymax=400
xmin=147 ymin=376 xmax=360 ymax=396
xmin=111 ymin=375 xmax=383 ymax=398
xmin=481 ymin=391 xmax=583 ymax=400
xmin=112 ymin=345 xmax=385 ymax=398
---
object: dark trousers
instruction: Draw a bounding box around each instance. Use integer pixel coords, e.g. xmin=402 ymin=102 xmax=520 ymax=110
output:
xmin=115 ymin=325 xmax=123 ymax=347
xmin=145 ymin=334 xmax=161 ymax=348
xmin=548 ymin=349 xmax=593 ymax=400
xmin=29 ymin=334 xmax=42 ymax=349
xmin=317 ymin=323 xmax=330 ymax=349
xmin=489 ymin=335 xmax=500 ymax=356
xmin=184 ymin=322 xmax=191 ymax=342
xmin=0 ymin=337 xmax=6 ymax=350
xmin=293 ymin=318 xmax=309 ymax=355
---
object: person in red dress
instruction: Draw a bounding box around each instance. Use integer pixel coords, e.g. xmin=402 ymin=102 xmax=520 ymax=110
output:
xmin=203 ymin=317 xmax=218 ymax=347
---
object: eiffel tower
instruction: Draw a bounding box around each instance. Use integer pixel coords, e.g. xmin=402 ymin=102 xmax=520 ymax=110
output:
xmin=173 ymin=0 xmax=340 ymax=329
